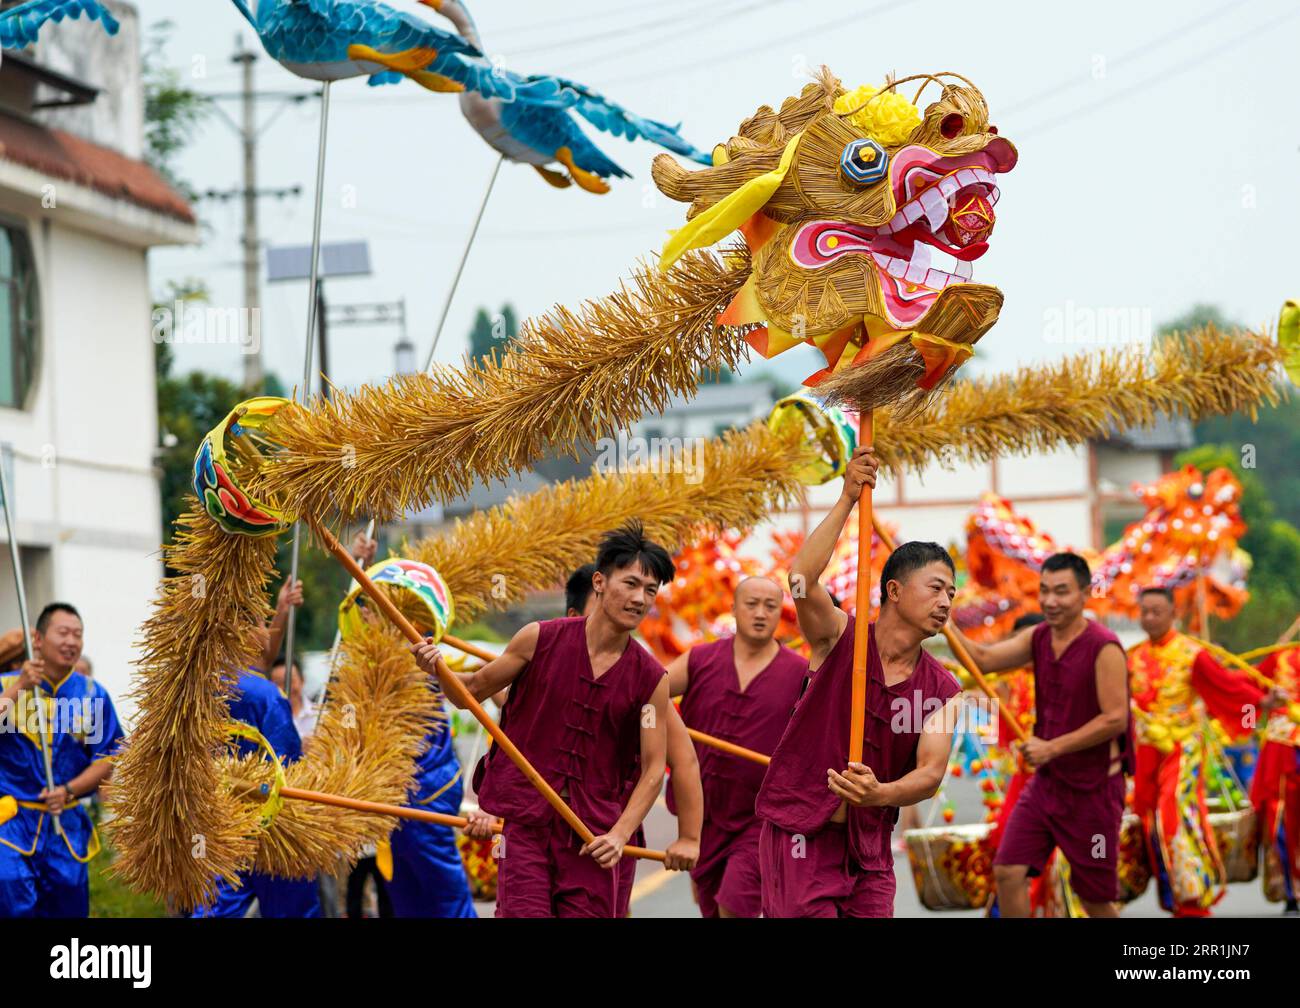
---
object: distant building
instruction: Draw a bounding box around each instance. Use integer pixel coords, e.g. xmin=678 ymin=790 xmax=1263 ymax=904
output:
xmin=0 ymin=4 xmax=197 ymax=715
xmin=760 ymin=415 xmax=1194 ymax=559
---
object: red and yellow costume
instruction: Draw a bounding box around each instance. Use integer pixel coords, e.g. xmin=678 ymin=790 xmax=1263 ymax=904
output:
xmin=1128 ymin=630 xmax=1263 ymax=916
xmin=1250 ymin=647 xmax=1300 ymax=904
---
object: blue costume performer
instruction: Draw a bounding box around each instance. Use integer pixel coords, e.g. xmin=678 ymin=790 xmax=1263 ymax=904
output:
xmin=190 ymin=667 xmax=321 ymax=918
xmin=385 ymin=680 xmax=476 ymax=918
xmin=0 ymin=604 xmax=122 ymax=918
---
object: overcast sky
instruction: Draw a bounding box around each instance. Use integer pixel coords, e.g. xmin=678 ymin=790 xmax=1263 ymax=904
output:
xmin=138 ymin=0 xmax=1300 ymax=395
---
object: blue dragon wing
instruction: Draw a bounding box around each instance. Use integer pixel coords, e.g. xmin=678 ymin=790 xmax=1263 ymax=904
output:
xmin=0 ymin=0 xmax=120 ymax=50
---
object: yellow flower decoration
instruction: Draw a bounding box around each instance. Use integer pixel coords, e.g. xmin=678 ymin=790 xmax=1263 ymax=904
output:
xmin=834 ymin=84 xmax=921 ymax=147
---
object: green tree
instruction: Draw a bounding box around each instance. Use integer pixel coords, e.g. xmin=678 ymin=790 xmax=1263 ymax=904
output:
xmin=468 ymin=304 xmax=518 ymax=364
xmin=1157 ymin=303 xmax=1243 ymax=341
xmin=1175 ymin=444 xmax=1300 ymax=650
xmin=1194 ymin=399 xmax=1300 ymax=532
xmin=141 ymin=20 xmax=210 ymax=201
xmin=154 ymin=282 xmax=242 ymax=543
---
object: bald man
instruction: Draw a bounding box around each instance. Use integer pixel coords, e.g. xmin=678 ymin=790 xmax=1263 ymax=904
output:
xmin=664 ymin=576 xmax=807 ymax=918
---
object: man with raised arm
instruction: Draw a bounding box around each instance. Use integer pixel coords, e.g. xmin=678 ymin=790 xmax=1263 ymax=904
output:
xmin=756 ymin=446 xmax=962 ymax=918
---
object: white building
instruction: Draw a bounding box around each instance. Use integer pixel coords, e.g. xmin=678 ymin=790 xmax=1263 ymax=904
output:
xmin=776 ymin=415 xmax=1192 ymax=556
xmin=628 ymin=382 xmax=1193 ymax=568
xmin=0 ymin=3 xmax=197 ymax=717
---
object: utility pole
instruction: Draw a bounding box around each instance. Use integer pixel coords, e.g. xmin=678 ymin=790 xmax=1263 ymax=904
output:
xmin=235 ymin=38 xmax=261 ymax=391
xmin=198 ymin=36 xmax=316 ymax=394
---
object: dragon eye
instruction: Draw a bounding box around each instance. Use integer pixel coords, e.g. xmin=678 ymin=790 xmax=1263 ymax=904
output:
xmin=940 ymin=113 xmax=965 ymax=139
xmin=839 ymin=138 xmax=889 ymax=187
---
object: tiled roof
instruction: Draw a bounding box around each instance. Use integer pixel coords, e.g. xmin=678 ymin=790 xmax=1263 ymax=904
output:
xmin=0 ymin=111 xmax=195 ymax=223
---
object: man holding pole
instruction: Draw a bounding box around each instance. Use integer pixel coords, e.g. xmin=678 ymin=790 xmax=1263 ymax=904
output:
xmin=557 ymin=561 xmax=702 ymax=916
xmin=0 ymin=603 xmax=122 ymax=917
xmin=335 ymin=532 xmax=479 ymax=918
xmin=756 ymin=447 xmax=962 ymax=918
xmin=413 ymin=523 xmax=672 ymax=918
xmin=949 ymin=552 xmax=1132 ymax=918
xmin=663 ymin=575 xmax=805 ymax=918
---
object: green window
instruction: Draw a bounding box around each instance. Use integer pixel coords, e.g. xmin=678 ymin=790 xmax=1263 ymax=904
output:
xmin=0 ymin=222 xmax=39 ymax=409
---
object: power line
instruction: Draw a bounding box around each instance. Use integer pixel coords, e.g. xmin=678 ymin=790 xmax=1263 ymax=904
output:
xmin=507 ymin=0 xmax=760 ymax=58
xmin=489 ymin=0 xmax=704 ymax=42
xmin=559 ymin=0 xmax=795 ymax=74
xmin=999 ymin=0 xmax=1251 ymax=117
xmin=1018 ymin=3 xmax=1298 ymax=137
xmin=600 ymin=0 xmax=913 ymax=88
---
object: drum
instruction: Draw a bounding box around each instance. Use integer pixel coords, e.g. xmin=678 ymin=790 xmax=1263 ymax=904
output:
xmin=1117 ymin=812 xmax=1151 ymax=903
xmin=1208 ymin=807 xmax=1258 ymax=884
xmin=338 ymin=557 xmax=455 ymax=644
xmin=904 ymin=823 xmax=993 ymax=911
xmin=457 ymin=831 xmax=497 ymax=901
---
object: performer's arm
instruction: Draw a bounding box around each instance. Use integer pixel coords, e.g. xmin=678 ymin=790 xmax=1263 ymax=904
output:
xmin=1023 ymin=642 xmax=1128 ymax=767
xmin=582 ymin=675 xmax=669 ymax=868
xmin=42 ymin=759 xmax=114 ymax=815
xmin=1190 ymin=649 xmax=1265 ymax=739
xmin=946 ymin=623 xmax=1034 ymax=675
xmin=411 ymin=622 xmax=538 ymax=705
xmin=261 ymin=577 xmax=302 ymax=673
xmin=0 ymin=657 xmax=42 ymax=718
xmin=789 ymin=445 xmax=877 ymax=662
xmin=828 ymin=696 xmax=959 ymax=807
xmin=1257 ymin=653 xmax=1290 ymax=710
xmin=664 ymin=650 xmax=690 ymax=698
xmin=44 ymin=684 xmax=125 ymax=814
xmin=663 ymin=706 xmax=701 ymax=871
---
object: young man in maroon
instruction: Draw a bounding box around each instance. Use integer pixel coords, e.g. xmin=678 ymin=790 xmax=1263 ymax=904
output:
xmin=664 ymin=575 xmax=806 ymax=918
xmin=412 ymin=523 xmax=672 ymax=918
xmin=950 ymin=552 xmax=1132 ymax=918
xmin=562 ymin=561 xmax=702 ymax=917
xmin=756 ymin=446 xmax=963 ymax=918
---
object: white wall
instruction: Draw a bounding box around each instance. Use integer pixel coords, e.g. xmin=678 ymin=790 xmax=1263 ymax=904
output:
xmin=0 ymin=212 xmax=162 ymax=723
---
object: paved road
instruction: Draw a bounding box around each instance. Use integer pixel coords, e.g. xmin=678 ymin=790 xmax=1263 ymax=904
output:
xmin=622 ymin=778 xmax=1286 ymax=919
xmin=458 ymin=724 xmax=1285 ymax=920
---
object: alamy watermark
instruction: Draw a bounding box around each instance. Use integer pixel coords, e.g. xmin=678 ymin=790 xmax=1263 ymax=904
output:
xmin=0 ymin=695 xmax=109 ymax=746
xmin=151 ymin=300 xmax=261 ymax=355
xmin=594 ymin=431 xmax=706 ymax=485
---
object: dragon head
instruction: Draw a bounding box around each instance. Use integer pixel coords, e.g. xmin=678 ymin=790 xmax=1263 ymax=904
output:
xmin=654 ymin=68 xmax=1016 ymax=412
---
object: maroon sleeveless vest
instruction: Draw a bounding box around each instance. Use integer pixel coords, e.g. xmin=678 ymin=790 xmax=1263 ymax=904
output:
xmin=1031 ymin=619 xmax=1133 ymax=788
xmin=677 ymin=637 xmax=807 ymax=832
xmin=474 ymin=617 xmax=666 ymax=831
xmin=755 ymin=616 xmax=961 ymax=870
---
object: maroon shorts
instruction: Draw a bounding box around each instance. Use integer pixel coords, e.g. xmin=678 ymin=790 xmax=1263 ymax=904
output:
xmin=692 ymin=819 xmax=763 ymax=918
xmin=993 ymin=770 xmax=1126 ymax=903
xmin=759 ymin=820 xmax=896 ymax=918
xmin=496 ymin=813 xmax=620 ymax=918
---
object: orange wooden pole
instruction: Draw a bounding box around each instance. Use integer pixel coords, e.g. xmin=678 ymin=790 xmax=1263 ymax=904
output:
xmin=308 ymin=518 xmax=661 ymax=857
xmin=870 ymin=512 xmax=1030 ymax=745
xmin=849 ymin=411 xmax=874 ymax=763
xmin=442 ymin=632 xmax=495 ymax=663
xmin=441 ymin=636 xmax=772 ymax=766
xmin=274 ymin=785 xmax=667 ymax=862
xmin=683 ymin=727 xmax=770 ymax=766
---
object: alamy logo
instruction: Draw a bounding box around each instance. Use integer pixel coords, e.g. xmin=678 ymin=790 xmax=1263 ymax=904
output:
xmin=0 ymin=696 xmax=107 ymax=745
xmin=49 ymin=941 xmax=151 ymax=988
xmin=151 ymin=300 xmax=261 ymax=355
